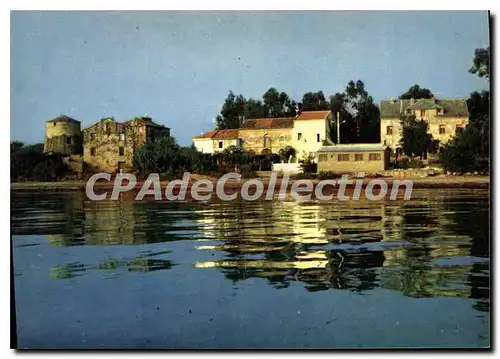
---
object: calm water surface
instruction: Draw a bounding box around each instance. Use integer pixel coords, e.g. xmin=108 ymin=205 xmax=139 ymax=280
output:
xmin=12 ymin=189 xmax=490 ymax=349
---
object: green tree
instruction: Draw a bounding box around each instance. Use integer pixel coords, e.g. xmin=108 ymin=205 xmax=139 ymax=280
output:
xmin=440 ymin=90 xmax=489 ymax=173
xmin=243 ymin=98 xmax=265 ymax=119
xmin=440 ymin=47 xmax=490 ymax=174
xmin=11 ymin=142 xmax=69 ymax=182
xmin=399 ymin=84 xmax=434 ymax=100
xmin=399 ymin=114 xmax=433 ymax=159
xmin=301 ymin=91 xmax=329 ymax=111
xmin=262 ymin=88 xmax=296 ymax=117
xmin=278 ymin=145 xmax=296 ymax=162
xmin=327 ymin=80 xmax=380 ymax=144
xmin=11 ymin=141 xmax=25 ymax=153
xmin=134 ymin=135 xmax=218 ymax=178
xmin=216 ymin=91 xmax=246 ymax=129
xmin=133 ymin=135 xmax=182 ymax=177
xmin=469 ymin=47 xmax=490 ymax=79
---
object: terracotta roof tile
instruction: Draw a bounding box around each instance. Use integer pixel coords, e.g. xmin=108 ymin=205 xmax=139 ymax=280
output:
xmin=296 ymin=110 xmax=331 ymax=121
xmin=193 ymin=130 xmax=217 ymax=139
xmin=212 ymin=129 xmax=239 ymax=140
xmin=241 ymin=117 xmax=295 ymax=129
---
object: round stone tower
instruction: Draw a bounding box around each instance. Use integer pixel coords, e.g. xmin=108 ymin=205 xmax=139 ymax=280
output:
xmin=44 ymin=115 xmax=83 ymax=155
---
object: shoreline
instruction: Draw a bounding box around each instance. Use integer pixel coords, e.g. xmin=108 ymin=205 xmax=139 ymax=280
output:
xmin=11 ymin=175 xmax=490 ymax=192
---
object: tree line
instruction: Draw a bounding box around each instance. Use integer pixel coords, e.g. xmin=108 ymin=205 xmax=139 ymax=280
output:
xmin=215 ymin=80 xmax=382 ymax=144
xmin=439 ymin=48 xmax=489 ymax=174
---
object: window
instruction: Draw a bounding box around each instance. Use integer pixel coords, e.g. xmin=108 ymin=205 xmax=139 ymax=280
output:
xmin=354 ymin=153 xmax=364 ymax=161
xmin=318 ymin=154 xmax=328 ymax=162
xmin=317 ymin=134 xmax=321 ymax=142
xmin=66 ymin=136 xmax=71 ymax=145
xmin=218 ymin=141 xmax=223 ymax=149
xmin=337 ymin=154 xmax=349 ymax=161
xmin=119 ymin=147 xmax=125 ymax=156
xmin=386 ymin=126 xmax=393 ymax=135
xmin=456 ymin=125 xmax=464 ymax=135
xmin=53 ymin=122 xmax=56 ymax=126
xmin=90 ymin=148 xmax=96 ymax=156
xmin=421 ymin=110 xmax=426 ymax=117
xmin=369 ymin=153 xmax=381 ymax=161
xmin=298 ymin=133 xmax=302 ymax=141
xmin=439 ymin=125 xmax=446 ymax=134
xmin=264 ymin=136 xmax=271 ymax=148
xmin=119 ymin=133 xmax=125 ymax=141
xmin=106 ymin=124 xmax=111 ymax=136
xmin=90 ymin=133 xmax=95 ymax=141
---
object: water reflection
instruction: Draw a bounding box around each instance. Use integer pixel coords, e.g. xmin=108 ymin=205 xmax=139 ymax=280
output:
xmin=11 ymin=189 xmax=490 ymax=312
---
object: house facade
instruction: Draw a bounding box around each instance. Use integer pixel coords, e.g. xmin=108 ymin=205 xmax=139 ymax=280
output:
xmin=239 ymin=117 xmax=295 ymax=154
xmin=83 ymin=116 xmax=170 ymax=172
xmin=192 ymin=110 xmax=333 ymax=160
xmin=292 ymin=110 xmax=333 ymax=159
xmin=380 ymin=98 xmax=469 ymax=150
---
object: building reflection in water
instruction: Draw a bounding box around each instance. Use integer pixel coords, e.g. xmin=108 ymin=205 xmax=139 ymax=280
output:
xmin=191 ymin=189 xmax=489 ymax=312
xmin=11 ymin=189 xmax=489 ymax=312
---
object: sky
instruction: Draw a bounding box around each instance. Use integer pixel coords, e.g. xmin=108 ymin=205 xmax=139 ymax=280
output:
xmin=11 ymin=11 xmax=490 ymax=146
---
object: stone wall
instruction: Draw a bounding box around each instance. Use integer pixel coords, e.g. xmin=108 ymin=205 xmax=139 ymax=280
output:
xmin=238 ymin=128 xmax=293 ymax=154
xmin=44 ymin=120 xmax=83 ymax=155
xmin=83 ymin=118 xmax=142 ymax=172
xmin=82 ymin=117 xmax=170 ymax=173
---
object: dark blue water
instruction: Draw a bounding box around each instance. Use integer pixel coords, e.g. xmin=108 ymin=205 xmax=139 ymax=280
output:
xmin=12 ymin=189 xmax=490 ymax=349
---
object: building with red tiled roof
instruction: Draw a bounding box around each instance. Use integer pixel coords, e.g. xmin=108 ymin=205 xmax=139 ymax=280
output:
xmin=295 ymin=110 xmax=331 ymax=121
xmin=240 ymin=117 xmax=295 ymax=130
xmin=292 ymin=110 xmax=334 ymax=159
xmin=192 ymin=129 xmax=240 ymax=153
xmin=212 ymin=129 xmax=239 ymax=140
xmin=192 ymin=110 xmax=333 ymax=158
xmin=193 ymin=130 xmax=217 ymax=139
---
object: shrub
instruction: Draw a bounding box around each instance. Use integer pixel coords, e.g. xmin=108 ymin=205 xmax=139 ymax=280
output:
xmin=11 ymin=143 xmax=70 ymax=182
xmin=393 ymin=156 xmax=410 ymax=169
xmin=278 ymin=146 xmax=296 ymax=163
xmin=299 ymin=155 xmax=317 ymax=174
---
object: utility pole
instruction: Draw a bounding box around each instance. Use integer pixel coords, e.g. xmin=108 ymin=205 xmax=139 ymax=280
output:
xmin=336 ymin=111 xmax=341 ymax=145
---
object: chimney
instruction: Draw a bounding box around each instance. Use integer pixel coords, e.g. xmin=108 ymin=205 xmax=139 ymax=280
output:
xmin=410 ymin=98 xmax=415 ymax=105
